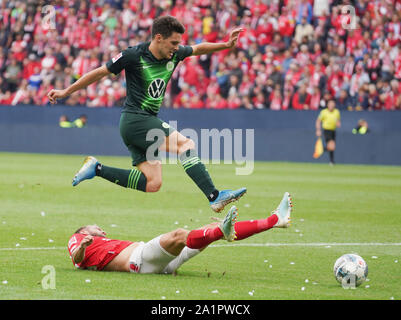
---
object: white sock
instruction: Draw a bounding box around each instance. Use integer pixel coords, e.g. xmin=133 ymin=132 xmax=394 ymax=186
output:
xmin=162 ymin=247 xmax=200 ymax=274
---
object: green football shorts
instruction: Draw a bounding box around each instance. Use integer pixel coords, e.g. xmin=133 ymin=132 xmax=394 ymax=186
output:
xmin=119 ymin=112 xmax=176 ymax=166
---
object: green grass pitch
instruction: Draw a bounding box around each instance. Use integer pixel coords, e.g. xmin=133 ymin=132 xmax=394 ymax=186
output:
xmin=0 ymin=152 xmax=400 ymax=300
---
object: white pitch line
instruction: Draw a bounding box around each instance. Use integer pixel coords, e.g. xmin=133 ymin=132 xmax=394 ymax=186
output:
xmin=0 ymin=247 xmax=64 ymax=251
xmin=1 ymin=243 xmax=401 ymax=252
xmin=210 ymin=242 xmax=401 ymax=248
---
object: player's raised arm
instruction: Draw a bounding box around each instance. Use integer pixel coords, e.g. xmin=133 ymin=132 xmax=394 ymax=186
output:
xmin=71 ymin=235 xmax=94 ymax=264
xmin=47 ymin=65 xmax=111 ymax=104
xmin=191 ymin=27 xmax=243 ymax=56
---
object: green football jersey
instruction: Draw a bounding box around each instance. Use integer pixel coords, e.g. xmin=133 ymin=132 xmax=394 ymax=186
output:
xmin=106 ymin=42 xmax=193 ymax=115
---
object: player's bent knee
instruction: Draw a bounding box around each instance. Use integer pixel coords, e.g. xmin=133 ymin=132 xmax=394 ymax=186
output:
xmin=327 ymin=141 xmax=335 ymax=151
xmin=178 ymin=138 xmax=195 ymax=154
xmin=146 ymin=179 xmax=162 ymax=192
xmin=173 ymin=228 xmax=190 ymax=245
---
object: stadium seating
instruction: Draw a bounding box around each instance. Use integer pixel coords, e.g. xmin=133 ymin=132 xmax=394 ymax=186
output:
xmin=0 ymin=0 xmax=400 ymax=110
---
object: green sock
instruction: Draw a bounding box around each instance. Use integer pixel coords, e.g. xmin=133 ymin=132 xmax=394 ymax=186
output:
xmin=179 ymin=149 xmax=218 ymax=201
xmin=96 ymin=164 xmax=147 ymax=192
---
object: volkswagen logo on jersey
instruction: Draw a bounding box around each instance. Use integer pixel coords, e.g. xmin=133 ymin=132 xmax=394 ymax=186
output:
xmin=148 ymin=78 xmax=166 ymax=99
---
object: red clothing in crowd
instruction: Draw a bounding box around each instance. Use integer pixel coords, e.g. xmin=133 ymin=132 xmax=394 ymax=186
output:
xmin=278 ymin=15 xmax=295 ymax=38
xmin=292 ymin=91 xmax=311 ymax=110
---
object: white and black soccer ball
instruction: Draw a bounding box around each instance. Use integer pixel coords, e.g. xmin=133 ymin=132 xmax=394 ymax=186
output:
xmin=333 ymin=254 xmax=368 ymax=288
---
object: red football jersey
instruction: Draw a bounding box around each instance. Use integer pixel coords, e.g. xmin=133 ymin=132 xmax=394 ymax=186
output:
xmin=67 ymin=234 xmax=134 ymax=270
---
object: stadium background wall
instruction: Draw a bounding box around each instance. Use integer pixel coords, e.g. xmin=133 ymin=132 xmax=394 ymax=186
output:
xmin=0 ymin=106 xmax=400 ymax=166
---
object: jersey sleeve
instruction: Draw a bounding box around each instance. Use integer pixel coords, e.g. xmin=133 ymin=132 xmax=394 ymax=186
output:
xmin=68 ymin=234 xmax=84 ymax=256
xmin=106 ymin=47 xmax=138 ymax=75
xmin=176 ymin=45 xmax=193 ymax=61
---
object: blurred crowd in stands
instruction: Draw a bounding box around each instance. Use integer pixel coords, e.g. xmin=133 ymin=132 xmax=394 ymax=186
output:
xmin=1 ymin=0 xmax=401 ymax=110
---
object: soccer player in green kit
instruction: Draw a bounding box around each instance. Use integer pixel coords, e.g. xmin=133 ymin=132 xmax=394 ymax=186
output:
xmin=47 ymin=16 xmax=246 ymax=213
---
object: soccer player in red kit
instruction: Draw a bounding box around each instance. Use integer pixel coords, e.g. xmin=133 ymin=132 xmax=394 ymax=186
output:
xmin=67 ymin=193 xmax=292 ymax=274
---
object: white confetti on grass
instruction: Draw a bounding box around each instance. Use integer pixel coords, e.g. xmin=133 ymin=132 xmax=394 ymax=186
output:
xmin=2 ymin=280 xmax=8 ymax=285
xmin=248 ymin=290 xmax=255 ymax=296
xmin=40 ymin=211 xmax=46 ymax=217
xmin=301 ymin=287 xmax=305 ymax=291
xmin=211 ymin=290 xmax=219 ymax=294
xmin=85 ymin=279 xmax=91 ymax=283
xmin=175 ymin=290 xmax=180 ymax=294
xmin=371 ymin=256 xmax=378 ymax=259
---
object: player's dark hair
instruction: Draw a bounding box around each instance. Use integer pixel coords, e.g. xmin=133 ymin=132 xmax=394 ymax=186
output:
xmin=74 ymin=226 xmax=87 ymax=234
xmin=151 ymin=15 xmax=185 ymax=39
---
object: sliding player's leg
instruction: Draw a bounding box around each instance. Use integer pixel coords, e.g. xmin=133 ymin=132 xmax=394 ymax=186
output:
xmin=185 ymin=192 xmax=293 ymax=249
xmin=131 ymin=212 xmax=236 ymax=274
xmin=233 ymin=192 xmax=292 ymax=240
xmin=136 ymin=194 xmax=292 ymax=274
xmin=130 ymin=228 xmax=190 ymax=274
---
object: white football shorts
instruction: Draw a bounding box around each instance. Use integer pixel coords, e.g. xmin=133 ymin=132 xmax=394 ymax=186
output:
xmin=129 ymin=235 xmax=200 ymax=274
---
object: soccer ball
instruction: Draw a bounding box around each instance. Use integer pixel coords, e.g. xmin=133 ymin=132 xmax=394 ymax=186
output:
xmin=333 ymin=254 xmax=368 ymax=288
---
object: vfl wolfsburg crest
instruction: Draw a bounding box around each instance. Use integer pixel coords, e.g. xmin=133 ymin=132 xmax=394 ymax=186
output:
xmin=148 ymin=78 xmax=166 ymax=99
xmin=166 ymin=61 xmax=174 ymax=71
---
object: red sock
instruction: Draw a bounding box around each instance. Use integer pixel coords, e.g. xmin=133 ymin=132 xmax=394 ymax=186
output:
xmin=234 ymin=214 xmax=278 ymax=241
xmin=186 ymin=227 xmax=223 ymax=249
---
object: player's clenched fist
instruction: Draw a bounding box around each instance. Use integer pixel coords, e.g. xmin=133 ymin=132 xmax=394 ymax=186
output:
xmin=47 ymin=89 xmax=68 ymax=104
xmin=80 ymin=235 xmax=94 ymax=248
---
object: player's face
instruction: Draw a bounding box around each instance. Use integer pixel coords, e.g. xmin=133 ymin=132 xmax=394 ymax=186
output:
xmin=158 ymin=32 xmax=182 ymax=59
xmin=328 ymin=101 xmax=335 ymax=110
xmin=85 ymin=225 xmax=106 ymax=237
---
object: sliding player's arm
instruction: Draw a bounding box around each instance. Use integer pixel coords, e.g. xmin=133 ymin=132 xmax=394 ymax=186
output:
xmin=191 ymin=27 xmax=243 ymax=56
xmin=71 ymin=235 xmax=94 ymax=264
xmin=47 ymin=65 xmax=111 ymax=104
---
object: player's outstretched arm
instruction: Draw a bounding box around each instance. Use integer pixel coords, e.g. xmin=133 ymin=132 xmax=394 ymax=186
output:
xmin=47 ymin=65 xmax=111 ymax=104
xmin=191 ymin=27 xmax=243 ymax=56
